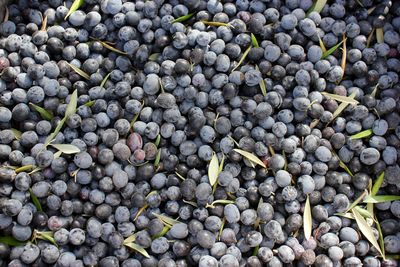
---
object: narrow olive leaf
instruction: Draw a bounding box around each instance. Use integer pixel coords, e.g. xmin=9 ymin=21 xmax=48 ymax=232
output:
xmin=310 ymin=119 xmax=320 ymax=129
xmin=228 ymin=135 xmax=240 ymax=147
xmin=149 ymin=53 xmax=160 ymax=61
xmin=124 ymin=242 xmax=150 ymax=258
xmin=53 ymin=151 xmax=62 ymax=159
xmin=172 ymin=13 xmax=194 ymax=23
xmin=371 ymin=172 xmax=384 ymax=196
xmin=340 ymin=34 xmax=347 ymax=80
xmin=255 ymin=65 xmax=267 ymax=96
xmin=346 ymin=190 xmax=367 ymax=213
xmin=253 ymin=245 xmax=260 ymax=256
xmin=29 ymin=103 xmax=54 ymax=121
xmin=307 ymin=0 xmax=327 ymax=14
xmin=50 ymin=144 xmax=81 ymax=154
xmin=201 ymin=21 xmax=233 ymax=28
xmin=152 ymin=213 xmax=179 ymax=227
xmin=233 ymin=149 xmax=266 ymax=168
xmin=363 ymin=195 xmax=400 ymax=203
xmin=65 ymin=89 xmax=78 ymax=119
xmin=154 ymin=149 xmax=161 ymax=167
xmin=339 ymin=160 xmax=353 ymax=177
xmin=98 ymin=40 xmax=127 ymax=55
xmin=356 ymin=0 xmax=365 ymax=7
xmin=352 ymin=208 xmax=384 ymax=257
xmin=0 ymin=236 xmax=26 ymax=246
xmin=367 ymin=28 xmax=376 ymax=48
xmin=319 ymin=37 xmax=327 ymax=53
xmin=36 ymin=231 xmax=57 ymax=247
xmin=303 ymin=195 xmax=312 ymax=240
xmin=330 ymin=91 xmax=357 ymax=123
xmin=64 ymin=0 xmax=85 ymax=20
xmin=218 ymin=217 xmax=225 ymax=241
xmin=84 ymin=100 xmax=96 ymax=107
xmin=3 ymin=5 xmax=9 ymax=22
xmin=251 ymin=33 xmax=259 ymax=47
xmin=376 ymin=28 xmax=384 ymax=43
xmin=350 ymin=129 xmax=373 ymax=140
xmin=218 ymin=154 xmax=225 ymax=173
xmin=133 ymin=204 xmax=148 ymax=221
xmin=231 ymin=45 xmax=252 ymax=72
xmin=66 ymin=62 xmax=90 ymax=80
xmin=28 ymin=167 xmax=42 ymax=175
xmin=353 ymin=206 xmax=373 ymax=219
xmin=40 ymin=15 xmax=48 ymax=31
xmin=130 ymin=102 xmax=144 ymax=128
xmin=208 ymin=152 xmax=219 ymax=187
xmin=175 ymin=171 xmax=186 ymax=181
xmin=367 ymin=6 xmax=376 ymax=15
xmin=155 ymin=134 xmax=161 ymax=147
xmin=335 ymin=212 xmax=355 ymax=220
xmin=29 ymin=188 xmax=43 ymax=212
xmin=375 ymin=219 xmax=385 ymax=260
xmin=322 ymin=38 xmax=346 ymax=59
xmin=15 ymin=165 xmax=35 ymax=173
xmin=182 ymin=199 xmax=198 ymax=207
xmin=100 ymin=72 xmax=111 ymax=88
xmin=44 ymin=117 xmax=66 ymax=146
xmin=321 ymin=92 xmax=359 ymax=104
xmin=152 ymin=225 xmax=170 ymax=239
xmin=123 ymin=233 xmax=137 ymax=244
xmin=11 ymin=128 xmax=22 ymax=140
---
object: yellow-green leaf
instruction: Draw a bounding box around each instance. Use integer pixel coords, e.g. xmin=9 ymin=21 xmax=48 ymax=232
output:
xmin=100 ymin=72 xmax=111 ymax=88
xmin=231 ymin=45 xmax=252 ymax=72
xmin=353 ymin=206 xmax=373 ymax=219
xmin=339 ymin=159 xmax=353 ymax=177
xmin=152 ymin=225 xmax=170 ymax=239
xmin=318 ymin=35 xmax=327 ymax=53
xmin=367 ymin=28 xmax=376 ymax=48
xmin=15 ymin=165 xmax=35 ymax=173
xmin=65 ymin=89 xmax=78 ymax=119
xmin=155 ymin=134 xmax=161 ymax=147
xmin=66 ymin=62 xmax=90 ymax=80
xmin=45 ymin=117 xmax=66 ymax=147
xmin=152 ymin=213 xmax=179 ymax=227
xmin=218 ymin=154 xmax=225 ymax=173
xmin=154 ymin=149 xmax=161 ymax=167
xmin=363 ymin=195 xmax=400 ymax=203
xmin=64 ymin=0 xmax=85 ymax=20
xmin=346 ymin=190 xmax=367 ymax=213
xmin=35 ymin=231 xmax=57 ymax=247
xmin=201 ymin=21 xmax=233 ymax=28
xmin=350 ymin=129 xmax=373 ymax=140
xmin=233 ymin=149 xmax=266 ymax=168
xmin=98 ymin=40 xmax=127 ymax=55
xmin=149 ymin=53 xmax=160 ymax=61
xmin=303 ymin=195 xmax=312 ymax=240
xmin=371 ymin=172 xmax=384 ymax=196
xmin=321 ymin=92 xmax=359 ymax=104
xmin=53 ymin=151 xmax=62 ymax=159
xmin=255 ymin=65 xmax=266 ymax=96
xmin=11 ymin=128 xmax=21 ymax=140
xmin=352 ymin=208 xmax=384 ymax=258
xmin=335 ymin=212 xmax=355 ymax=220
xmin=340 ymin=34 xmax=347 ymax=80
xmin=123 ymin=233 xmax=137 ymax=244
xmin=29 ymin=103 xmax=54 ymax=120
xmin=50 ymin=144 xmax=81 ymax=154
xmin=29 ymin=188 xmax=42 ymax=211
xmin=172 ymin=13 xmax=194 ymax=23
xmin=322 ymin=38 xmax=346 ymax=59
xmin=124 ymin=242 xmax=150 ymax=258
xmin=206 ymin=199 xmax=236 ymax=209
xmin=307 ymin=0 xmax=327 ymax=14
xmin=83 ymin=100 xmax=96 ymax=107
xmin=330 ymin=91 xmax=357 ymax=123
xmin=376 ymin=28 xmax=384 ymax=43
xmin=375 ymin=219 xmax=385 ymax=259
xmin=0 ymin=236 xmax=26 ymax=246
xmin=251 ymin=33 xmax=259 ymax=47
xmin=175 ymin=171 xmax=186 ymax=181
xmin=208 ymin=152 xmax=219 ymax=187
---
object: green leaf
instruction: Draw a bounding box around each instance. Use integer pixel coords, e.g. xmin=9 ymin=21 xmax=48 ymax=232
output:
xmin=307 ymin=0 xmax=327 ymax=15
xmin=318 ymin=35 xmax=327 ymax=53
xmin=154 ymin=149 xmax=161 ymax=167
xmin=130 ymin=101 xmax=144 ymax=129
xmin=64 ymin=0 xmax=85 ymax=20
xmin=321 ymin=92 xmax=359 ymax=104
xmin=330 ymin=91 xmax=357 ymax=123
xmin=208 ymin=152 xmax=219 ymax=187
xmin=0 ymin=236 xmax=26 ymax=246
xmin=11 ymin=128 xmax=21 ymax=140
xmin=376 ymin=28 xmax=384 ymax=43
xmin=303 ymin=195 xmax=312 ymax=240
xmin=65 ymin=89 xmax=78 ymax=119
xmin=53 ymin=151 xmax=62 ymax=159
xmin=363 ymin=195 xmax=400 ymax=203
xmin=175 ymin=172 xmax=186 ymax=181
xmin=233 ymin=149 xmax=266 ymax=168
xmin=152 ymin=213 xmax=179 ymax=227
xmin=371 ymin=172 xmax=384 ymax=196
xmin=29 ymin=188 xmax=42 ymax=212
xmin=339 ymin=159 xmax=353 ymax=177
xmin=352 ymin=208 xmax=384 ymax=258
xmin=367 ymin=28 xmax=376 ymax=48
xmin=29 ymin=103 xmax=54 ymax=120
xmin=335 ymin=212 xmax=355 ymax=220
xmin=251 ymin=33 xmax=259 ymax=47
xmin=149 ymin=53 xmax=160 ymax=61
xmin=124 ymin=233 xmax=137 ymax=244
xmin=66 ymin=62 xmax=90 ymax=80
xmin=322 ymin=38 xmax=346 ymax=59
xmin=353 ymin=206 xmax=373 ymax=219
xmin=98 ymin=40 xmax=127 ymax=55
xmin=218 ymin=154 xmax=225 ymax=173
xmin=100 ymin=72 xmax=111 ymax=88
xmin=201 ymin=21 xmax=233 ymax=28
xmin=350 ymin=129 xmax=373 ymax=140
xmin=346 ymin=190 xmax=367 ymax=213
xmin=340 ymin=34 xmax=347 ymax=81
xmin=172 ymin=13 xmax=194 ymax=23
xmin=124 ymin=242 xmax=150 ymax=258
xmin=44 ymin=117 xmax=66 ymax=147
xmin=152 ymin=225 xmax=170 ymax=239
xmin=15 ymin=165 xmax=35 ymax=173
xmin=83 ymin=100 xmax=96 ymax=107
xmin=231 ymin=45 xmax=252 ymax=72
xmin=50 ymin=144 xmax=81 ymax=154
xmin=155 ymin=134 xmax=161 ymax=147
xmin=255 ymin=65 xmax=267 ymax=96
xmin=35 ymin=231 xmax=57 ymax=247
